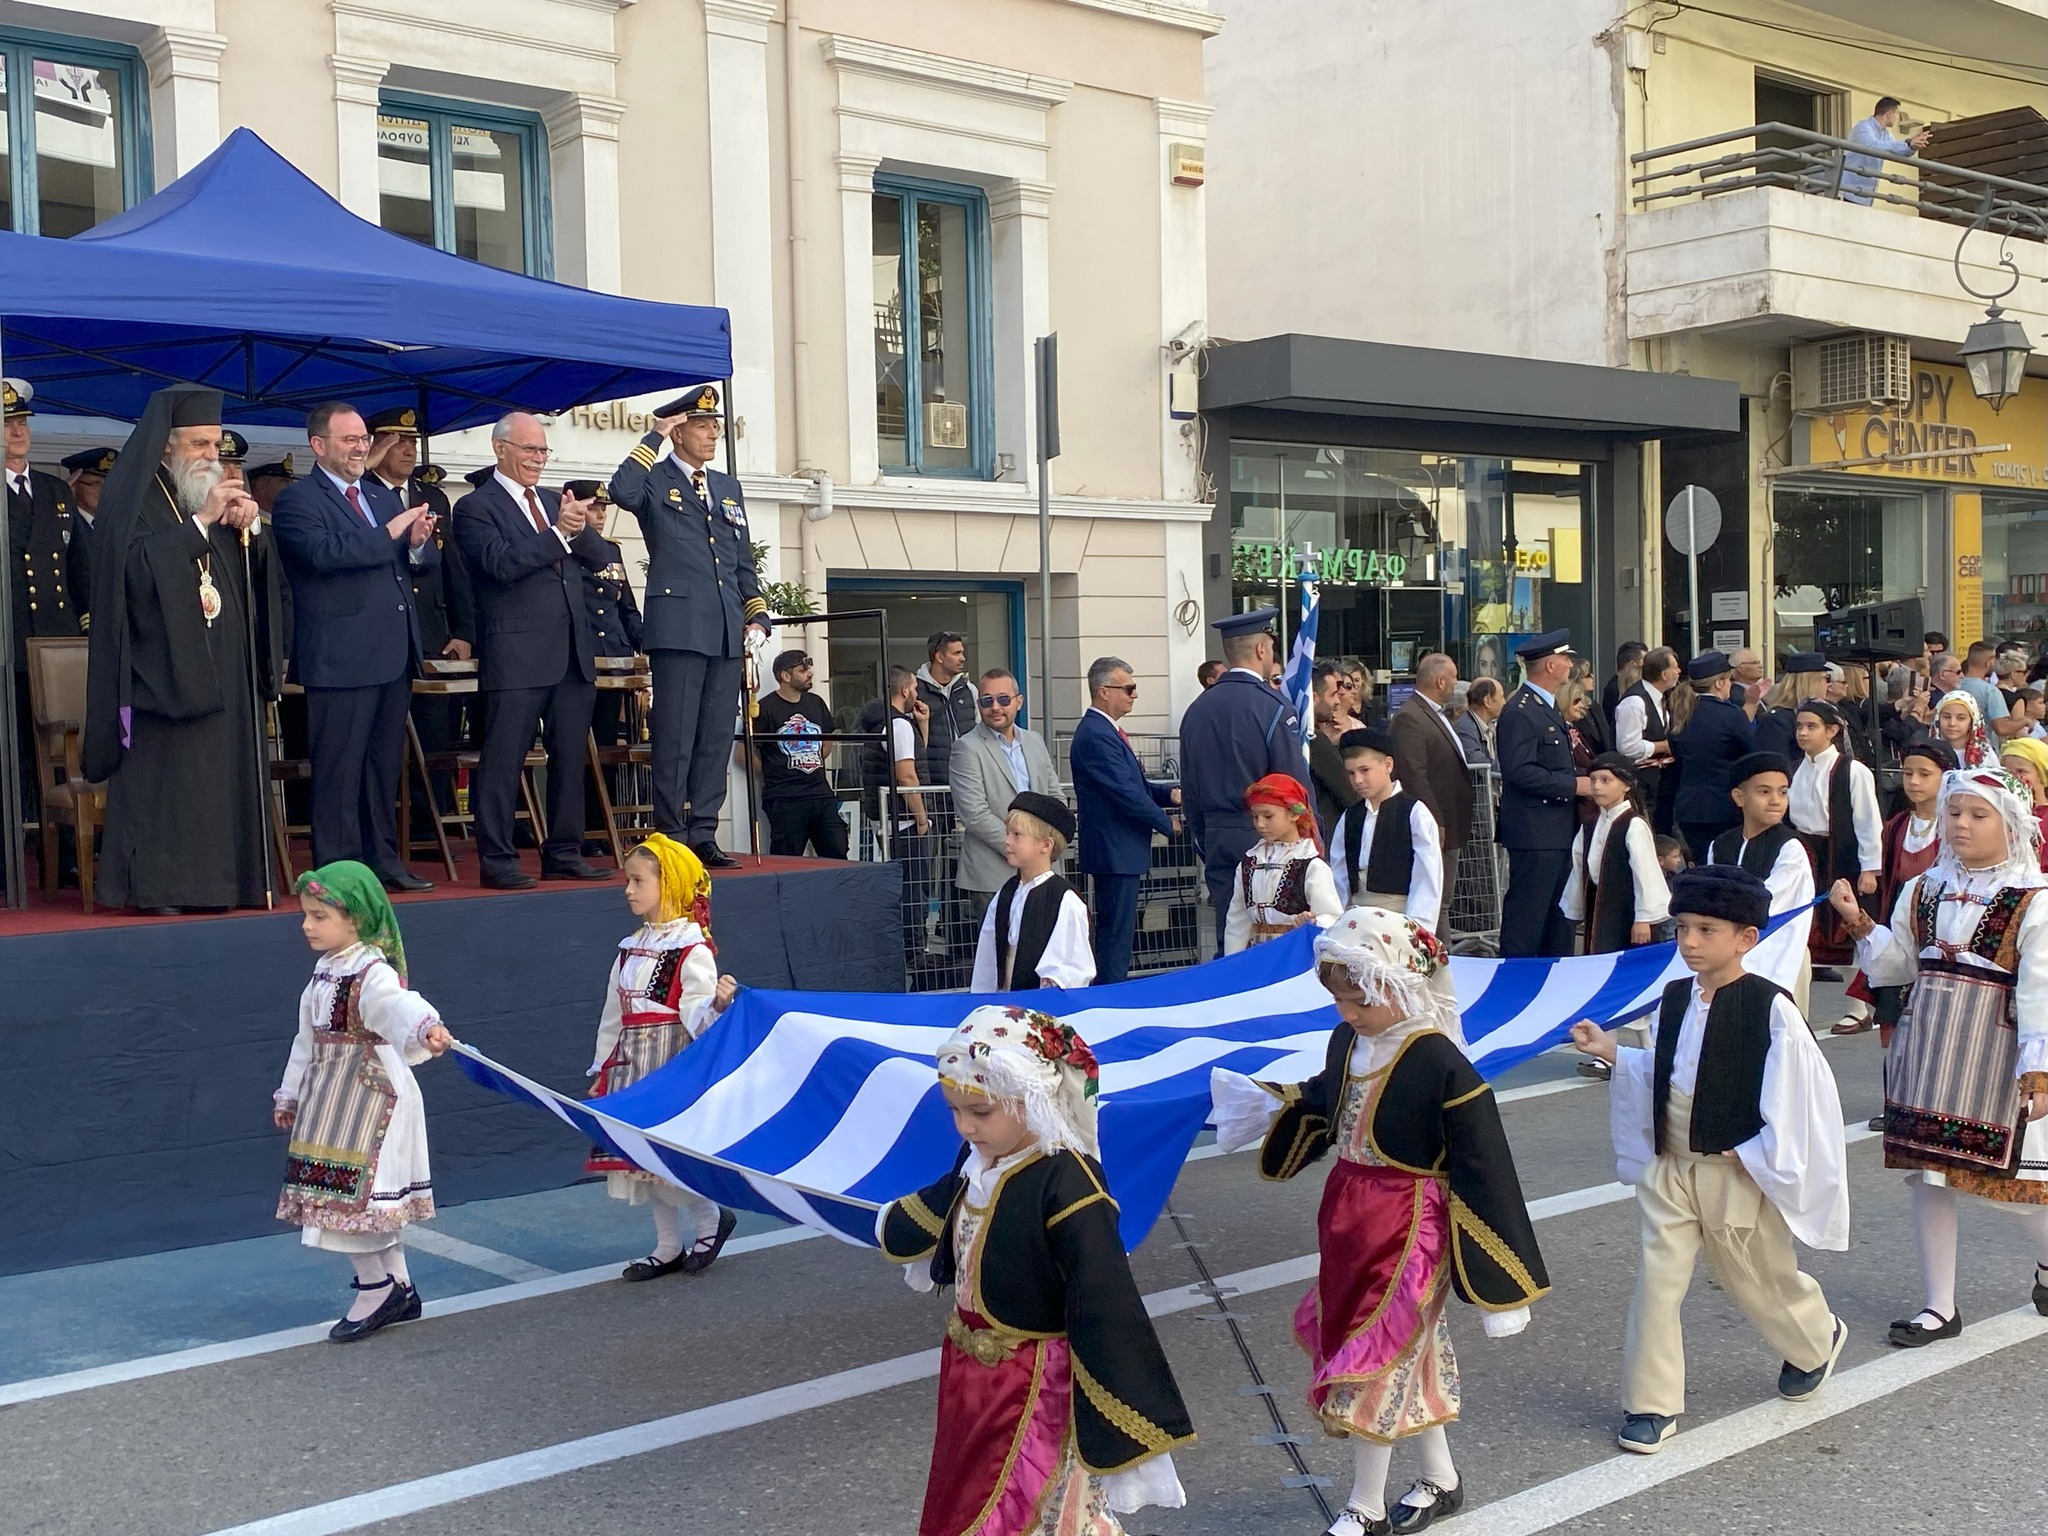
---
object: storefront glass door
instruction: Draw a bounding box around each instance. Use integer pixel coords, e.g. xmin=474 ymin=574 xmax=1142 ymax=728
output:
xmin=1983 ymin=492 xmax=2048 ymax=648
xmin=1770 ymin=484 xmax=1925 ymax=653
xmin=823 ymin=577 xmax=1024 ymax=729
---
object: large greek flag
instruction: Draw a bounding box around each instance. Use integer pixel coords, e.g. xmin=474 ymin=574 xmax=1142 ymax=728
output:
xmin=1280 ymin=562 xmax=1318 ymax=770
xmin=456 ymin=908 xmax=1810 ymax=1252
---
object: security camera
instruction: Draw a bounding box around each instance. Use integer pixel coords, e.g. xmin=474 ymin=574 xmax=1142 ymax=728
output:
xmin=1164 ymin=319 xmax=1207 ymax=358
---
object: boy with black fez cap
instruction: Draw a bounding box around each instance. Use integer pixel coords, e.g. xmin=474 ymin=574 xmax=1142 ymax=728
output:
xmin=971 ymin=790 xmax=1095 ymax=992
xmin=1573 ymin=864 xmax=1848 ymax=1455
xmin=1327 ymin=725 xmax=1444 ymax=932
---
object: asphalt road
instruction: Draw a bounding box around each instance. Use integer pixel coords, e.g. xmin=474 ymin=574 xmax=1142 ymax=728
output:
xmin=6 ymin=1004 xmax=2047 ymax=1536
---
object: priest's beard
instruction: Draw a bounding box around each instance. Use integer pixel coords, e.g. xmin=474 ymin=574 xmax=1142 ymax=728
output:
xmin=165 ymin=454 xmax=224 ymax=516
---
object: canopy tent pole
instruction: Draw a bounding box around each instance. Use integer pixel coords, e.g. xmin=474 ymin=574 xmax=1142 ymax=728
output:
xmin=724 ymin=376 xmax=761 ymax=857
xmin=0 ymin=319 xmax=24 ymax=908
xmin=238 ymin=528 xmax=275 ymax=909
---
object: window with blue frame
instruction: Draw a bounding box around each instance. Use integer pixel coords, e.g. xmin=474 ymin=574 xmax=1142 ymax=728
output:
xmin=872 ymin=179 xmax=992 ymax=477
xmin=377 ymin=95 xmax=549 ymax=277
xmin=0 ymin=31 xmax=150 ymax=236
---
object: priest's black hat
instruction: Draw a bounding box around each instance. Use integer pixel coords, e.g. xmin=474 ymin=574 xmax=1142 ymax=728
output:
xmin=1337 ymin=726 xmax=1397 ymax=759
xmin=1668 ymin=865 xmax=1769 ymax=931
xmin=1008 ymin=790 xmax=1077 ymax=844
xmin=168 ymin=389 xmax=223 ymax=428
xmin=1728 ymin=751 xmax=1791 ymax=788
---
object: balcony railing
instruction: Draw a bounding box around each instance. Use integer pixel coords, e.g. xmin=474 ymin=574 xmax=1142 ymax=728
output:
xmin=1632 ymin=122 xmax=2046 ymax=242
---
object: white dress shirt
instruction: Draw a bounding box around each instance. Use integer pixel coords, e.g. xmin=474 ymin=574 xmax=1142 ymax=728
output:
xmin=325 ymin=462 xmax=428 ymax=565
xmin=1561 ymin=805 xmax=1670 ymax=924
xmin=1223 ymin=838 xmax=1342 ymax=954
xmin=1327 ymin=787 xmax=1444 ymax=931
xmin=1789 ymin=746 xmax=1883 ymax=872
xmin=495 ymin=468 xmax=573 ymax=553
xmin=1419 ymin=693 xmax=1467 ymax=764
xmin=970 ymin=869 xmax=1096 ymax=991
xmin=1715 ymin=830 xmax=1816 ymax=916
xmin=1613 ymin=687 xmax=1668 ymax=765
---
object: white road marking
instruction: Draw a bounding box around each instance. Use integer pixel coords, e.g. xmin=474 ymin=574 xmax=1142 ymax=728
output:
xmin=1461 ymin=1303 xmax=2048 ymax=1536
xmin=399 ymin=1228 xmax=555 ymax=1283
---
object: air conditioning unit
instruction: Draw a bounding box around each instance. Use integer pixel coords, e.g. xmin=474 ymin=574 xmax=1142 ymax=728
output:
xmin=924 ymin=401 xmax=969 ymax=450
xmin=1791 ymin=334 xmax=1913 ymax=413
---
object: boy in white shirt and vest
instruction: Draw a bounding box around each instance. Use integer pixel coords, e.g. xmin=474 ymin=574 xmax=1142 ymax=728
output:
xmin=971 ymin=792 xmax=1096 ymax=991
xmin=1327 ymin=727 xmax=1445 ymax=933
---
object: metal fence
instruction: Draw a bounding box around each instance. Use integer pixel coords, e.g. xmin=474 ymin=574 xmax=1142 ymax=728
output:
xmin=1442 ymin=763 xmax=1503 ymax=955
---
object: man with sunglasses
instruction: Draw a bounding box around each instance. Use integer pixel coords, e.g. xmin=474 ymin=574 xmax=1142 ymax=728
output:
xmin=1071 ymin=656 xmax=1180 ymax=983
xmin=949 ymin=668 xmax=1061 ymax=932
xmin=751 ymin=649 xmax=846 ymax=859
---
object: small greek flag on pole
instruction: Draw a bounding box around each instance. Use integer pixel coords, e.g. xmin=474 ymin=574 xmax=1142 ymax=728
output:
xmin=1281 ymin=545 xmax=1318 ymax=775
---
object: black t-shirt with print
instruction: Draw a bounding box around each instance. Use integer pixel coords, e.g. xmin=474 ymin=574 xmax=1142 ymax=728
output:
xmin=754 ymin=690 xmax=837 ymax=801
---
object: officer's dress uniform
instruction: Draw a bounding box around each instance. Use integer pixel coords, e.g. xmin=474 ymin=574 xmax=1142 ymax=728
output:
xmin=5 ymin=383 xmax=86 ymax=836
xmin=1494 ymin=632 xmax=1583 ymax=959
xmin=606 ymin=387 xmax=767 ymax=848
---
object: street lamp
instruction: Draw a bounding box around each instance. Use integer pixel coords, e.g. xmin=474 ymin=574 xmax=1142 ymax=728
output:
xmin=1393 ymin=509 xmax=1435 ymax=568
xmin=1958 ymin=305 xmax=2032 ymax=411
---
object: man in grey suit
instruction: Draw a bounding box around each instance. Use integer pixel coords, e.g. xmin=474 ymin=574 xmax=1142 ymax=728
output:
xmin=607 ymin=385 xmax=771 ymax=869
xmin=948 ymin=668 xmax=1060 ymax=925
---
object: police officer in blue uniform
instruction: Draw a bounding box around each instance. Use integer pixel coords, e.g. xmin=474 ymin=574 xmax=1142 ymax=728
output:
xmin=1177 ymin=608 xmax=1306 ymax=949
xmin=607 ymin=384 xmax=770 ymax=869
xmin=1494 ymin=629 xmax=1591 ymax=958
xmin=1670 ymin=649 xmax=1755 ymax=862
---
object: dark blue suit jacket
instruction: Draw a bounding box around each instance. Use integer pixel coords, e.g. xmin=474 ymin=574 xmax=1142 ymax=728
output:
xmin=607 ymin=433 xmax=765 ymax=657
xmin=1071 ymin=707 xmax=1174 ymax=876
xmin=1672 ymin=694 xmax=1755 ymax=825
xmin=452 ymin=477 xmax=608 ymax=693
xmin=1493 ymin=684 xmax=1579 ymax=850
xmin=270 ymin=469 xmax=436 ymax=688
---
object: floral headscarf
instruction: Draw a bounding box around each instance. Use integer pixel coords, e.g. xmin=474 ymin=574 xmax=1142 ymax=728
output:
xmin=1934 ymin=689 xmax=1995 ymax=769
xmin=1933 ymin=766 xmax=2046 ymax=888
xmin=936 ymin=1004 xmax=1101 ymax=1158
xmin=1245 ymin=772 xmax=1321 ymax=851
xmin=296 ymin=860 xmax=408 ymax=982
xmin=632 ymin=833 xmax=713 ymax=932
xmin=1313 ymin=905 xmax=1462 ymax=1045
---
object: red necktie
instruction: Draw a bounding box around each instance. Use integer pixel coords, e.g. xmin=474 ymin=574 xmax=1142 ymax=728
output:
xmin=344 ymin=483 xmax=373 ymax=526
xmin=1118 ymin=726 xmax=1130 ymax=747
xmin=525 ymin=488 xmax=550 ymax=535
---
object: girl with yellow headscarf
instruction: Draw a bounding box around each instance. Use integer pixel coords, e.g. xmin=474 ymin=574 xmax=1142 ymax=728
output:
xmin=585 ymin=834 xmax=741 ymax=1280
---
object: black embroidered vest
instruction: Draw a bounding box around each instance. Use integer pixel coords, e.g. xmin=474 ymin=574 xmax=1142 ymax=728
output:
xmin=994 ymin=874 xmax=1075 ymax=989
xmin=1581 ymin=809 xmax=1639 ymax=955
xmin=1651 ymin=972 xmax=1780 ymax=1156
xmin=1343 ymin=793 xmax=1417 ymax=900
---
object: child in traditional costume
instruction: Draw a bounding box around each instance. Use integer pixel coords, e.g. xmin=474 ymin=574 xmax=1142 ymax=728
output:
xmin=587 ymin=835 xmax=741 ymax=1281
xmin=1833 ymin=740 xmax=1954 ymax=1053
xmin=1705 ymin=751 xmax=1816 ymax=1014
xmin=971 ymin=791 xmax=1096 ymax=991
xmin=1210 ymin=908 xmax=1548 ymax=1536
xmin=1789 ymin=699 xmax=1883 ymax=976
xmin=273 ymin=861 xmax=454 ymax=1343
xmin=1573 ymin=866 xmax=1848 ymax=1454
xmin=1328 ymin=727 xmax=1444 ymax=932
xmin=878 ymin=1005 xmax=1195 ymax=1536
xmin=1561 ymin=751 xmax=1670 ymax=954
xmin=1224 ymin=772 xmax=1341 ymax=954
xmin=1834 ymin=765 xmax=2048 ymax=1346
xmin=1997 ymin=736 xmax=2048 ymax=870
xmin=1932 ymin=688 xmax=1995 ymax=770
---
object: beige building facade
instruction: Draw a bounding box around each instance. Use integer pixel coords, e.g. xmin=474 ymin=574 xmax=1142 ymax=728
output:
xmin=12 ymin=0 xmax=1218 ymax=737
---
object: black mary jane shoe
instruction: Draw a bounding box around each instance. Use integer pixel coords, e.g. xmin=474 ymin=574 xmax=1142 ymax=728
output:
xmin=1324 ymin=1507 xmax=1390 ymax=1536
xmin=329 ymin=1278 xmax=408 ymax=1343
xmin=1389 ymin=1477 xmax=1464 ymax=1533
xmin=621 ymin=1251 xmax=691 ymax=1283
xmin=2033 ymin=1266 xmax=2048 ymax=1318
xmin=1886 ymin=1307 xmax=1961 ymax=1348
xmin=394 ymin=1281 xmax=423 ymax=1323
xmin=681 ymin=1206 xmax=740 ymax=1274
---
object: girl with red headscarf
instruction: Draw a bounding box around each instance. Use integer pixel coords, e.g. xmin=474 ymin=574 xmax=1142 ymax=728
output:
xmin=1224 ymin=773 xmax=1342 ymax=953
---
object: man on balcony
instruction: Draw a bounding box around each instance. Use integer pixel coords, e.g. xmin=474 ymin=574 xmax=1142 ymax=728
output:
xmin=1842 ymin=97 xmax=1931 ymax=206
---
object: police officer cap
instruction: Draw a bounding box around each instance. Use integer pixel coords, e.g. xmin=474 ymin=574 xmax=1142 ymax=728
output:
xmin=2 ymin=377 xmax=32 ymax=419
xmin=1008 ymin=790 xmax=1077 ymax=844
xmin=1513 ymin=628 xmax=1575 ymax=662
xmin=62 ymin=447 xmax=117 ymax=475
xmin=248 ymin=453 xmax=296 ymax=483
xmin=1337 ymin=726 xmax=1397 ymax=759
xmin=415 ymin=464 xmax=446 ymax=487
xmin=561 ymin=478 xmax=609 ymax=503
xmin=218 ymin=429 xmax=249 ymax=462
xmin=1211 ymin=606 xmax=1278 ymax=640
xmin=1687 ymin=650 xmax=1732 ymax=682
xmin=365 ymin=406 xmax=423 ymax=437
xmin=656 ymin=384 xmax=723 ymax=419
xmin=1780 ymin=651 xmax=1827 ymax=675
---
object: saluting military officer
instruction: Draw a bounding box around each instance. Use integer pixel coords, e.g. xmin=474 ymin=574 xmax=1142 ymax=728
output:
xmin=1493 ymin=628 xmax=1592 ymax=958
xmin=60 ymin=445 xmax=117 ymax=627
xmin=607 ymin=385 xmax=770 ymax=869
xmin=5 ymin=378 xmax=86 ymax=826
xmin=1177 ymin=607 xmax=1309 ymax=948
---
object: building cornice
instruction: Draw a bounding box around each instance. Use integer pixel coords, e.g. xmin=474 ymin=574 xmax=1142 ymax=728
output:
xmin=820 ymin=35 xmax=1071 ymax=109
xmin=742 ymin=473 xmax=1214 ymax=523
xmin=1154 ymin=96 xmax=1214 ymax=137
xmin=141 ymin=27 xmax=228 ymax=88
xmin=703 ymin=0 xmax=776 ymax=38
xmin=1049 ymin=0 xmax=1223 ymax=37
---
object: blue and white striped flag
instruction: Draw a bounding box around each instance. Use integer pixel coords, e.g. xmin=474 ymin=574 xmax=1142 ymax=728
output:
xmin=1280 ymin=556 xmax=1318 ymax=771
xmin=457 ymin=905 xmax=1811 ymax=1253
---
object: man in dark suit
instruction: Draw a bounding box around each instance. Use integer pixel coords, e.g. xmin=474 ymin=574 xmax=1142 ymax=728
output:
xmin=1071 ymin=656 xmax=1179 ymax=984
xmin=1177 ymin=608 xmax=1305 ymax=946
xmin=1494 ymin=630 xmax=1591 ymax=957
xmin=6 ymin=379 xmax=86 ymax=838
xmin=607 ymin=384 xmax=772 ymax=870
xmin=453 ymin=413 xmax=613 ymax=889
xmin=59 ymin=444 xmax=117 ymax=627
xmin=1390 ymin=650 xmax=1473 ymax=873
xmin=269 ymin=400 xmax=439 ymax=892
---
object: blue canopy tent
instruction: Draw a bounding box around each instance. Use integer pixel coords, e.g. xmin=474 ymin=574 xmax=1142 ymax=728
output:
xmin=0 ymin=127 xmax=734 ymax=904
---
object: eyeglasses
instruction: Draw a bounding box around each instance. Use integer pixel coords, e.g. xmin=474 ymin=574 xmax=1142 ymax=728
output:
xmin=1102 ymin=682 xmax=1139 ymax=696
xmin=979 ymin=692 xmax=1018 ymax=708
xmin=506 ymin=443 xmax=553 ymax=459
xmin=322 ymin=433 xmax=372 ymax=448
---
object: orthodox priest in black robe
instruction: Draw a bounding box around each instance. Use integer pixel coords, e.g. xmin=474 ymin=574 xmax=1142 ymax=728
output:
xmin=85 ymin=386 xmax=280 ymax=913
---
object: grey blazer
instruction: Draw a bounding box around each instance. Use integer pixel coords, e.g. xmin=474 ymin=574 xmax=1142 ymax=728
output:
xmin=947 ymin=723 xmax=1061 ymax=893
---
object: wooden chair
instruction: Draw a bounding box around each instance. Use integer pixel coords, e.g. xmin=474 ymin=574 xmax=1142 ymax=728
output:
xmin=399 ymin=659 xmax=545 ymax=878
xmin=24 ymin=637 xmax=105 ymax=912
xmin=588 ymin=656 xmax=654 ymax=864
xmin=267 ymin=684 xmax=315 ymax=884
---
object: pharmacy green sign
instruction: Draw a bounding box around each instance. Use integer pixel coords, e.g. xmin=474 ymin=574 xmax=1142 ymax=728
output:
xmin=1230 ymin=541 xmax=1409 ymax=586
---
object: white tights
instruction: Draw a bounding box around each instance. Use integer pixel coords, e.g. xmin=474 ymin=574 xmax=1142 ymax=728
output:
xmin=345 ymin=1243 xmax=409 ymax=1319
xmin=649 ymin=1182 xmax=723 ymax=1261
xmin=1912 ymin=1179 xmax=2048 ymax=1321
xmin=1340 ymin=1427 xmax=1457 ymax=1524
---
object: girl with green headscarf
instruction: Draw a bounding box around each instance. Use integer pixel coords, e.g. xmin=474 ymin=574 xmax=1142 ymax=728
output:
xmin=273 ymin=860 xmax=455 ymax=1343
